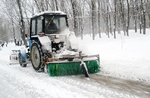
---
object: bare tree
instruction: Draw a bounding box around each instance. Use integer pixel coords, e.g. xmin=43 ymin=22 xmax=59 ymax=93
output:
xmin=106 ymin=0 xmax=110 ymax=38
xmin=60 ymin=0 xmax=67 ymax=13
xmin=0 ymin=0 xmax=150 ymax=42
xmin=70 ymin=0 xmax=78 ymax=36
xmin=16 ymin=0 xmax=27 ymax=46
xmin=119 ymin=0 xmax=126 ymax=35
xmin=91 ymin=0 xmax=96 ymax=40
xmin=141 ymin=0 xmax=146 ymax=34
xmin=113 ymin=0 xmax=117 ymax=38
xmin=126 ymin=0 xmax=130 ymax=36
xmin=0 ymin=0 xmax=20 ymax=42
xmin=98 ymin=0 xmax=101 ymax=38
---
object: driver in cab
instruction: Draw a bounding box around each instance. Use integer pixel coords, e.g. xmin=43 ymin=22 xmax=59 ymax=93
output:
xmin=47 ymin=19 xmax=57 ymax=32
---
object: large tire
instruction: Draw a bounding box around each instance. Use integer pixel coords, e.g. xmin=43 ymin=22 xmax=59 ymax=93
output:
xmin=30 ymin=42 xmax=43 ymax=71
xmin=19 ymin=53 xmax=27 ymax=67
xmin=81 ymin=63 xmax=89 ymax=77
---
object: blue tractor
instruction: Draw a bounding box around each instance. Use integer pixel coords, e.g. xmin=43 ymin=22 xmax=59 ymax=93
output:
xmin=19 ymin=11 xmax=100 ymax=77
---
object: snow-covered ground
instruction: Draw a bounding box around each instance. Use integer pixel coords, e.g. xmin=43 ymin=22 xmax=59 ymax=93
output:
xmin=79 ymin=29 xmax=150 ymax=83
xmin=0 ymin=29 xmax=150 ymax=98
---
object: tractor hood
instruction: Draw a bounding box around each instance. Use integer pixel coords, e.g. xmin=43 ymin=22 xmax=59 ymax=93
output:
xmin=46 ymin=28 xmax=78 ymax=51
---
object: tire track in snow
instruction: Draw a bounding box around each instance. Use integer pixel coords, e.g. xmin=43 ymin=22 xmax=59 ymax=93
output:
xmin=100 ymin=71 xmax=150 ymax=84
xmin=0 ymin=59 xmax=149 ymax=98
xmin=89 ymin=74 xmax=150 ymax=98
xmin=54 ymin=73 xmax=150 ymax=98
xmin=56 ymin=75 xmax=140 ymax=98
xmin=0 ymin=61 xmax=52 ymax=98
xmin=0 ymin=60 xmax=110 ymax=98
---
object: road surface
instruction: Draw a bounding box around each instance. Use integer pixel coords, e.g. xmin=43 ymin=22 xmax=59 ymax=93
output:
xmin=0 ymin=59 xmax=150 ymax=98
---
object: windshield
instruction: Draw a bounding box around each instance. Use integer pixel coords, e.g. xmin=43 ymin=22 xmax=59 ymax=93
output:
xmin=45 ymin=16 xmax=68 ymax=34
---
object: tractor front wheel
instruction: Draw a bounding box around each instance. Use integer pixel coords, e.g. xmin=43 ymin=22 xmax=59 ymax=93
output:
xmin=19 ymin=53 xmax=27 ymax=67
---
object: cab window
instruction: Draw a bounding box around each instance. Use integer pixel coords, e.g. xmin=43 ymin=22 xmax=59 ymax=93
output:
xmin=31 ymin=19 xmax=36 ymax=35
xmin=37 ymin=17 xmax=43 ymax=34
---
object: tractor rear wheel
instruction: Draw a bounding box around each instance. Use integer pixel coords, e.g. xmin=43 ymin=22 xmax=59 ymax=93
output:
xmin=30 ymin=42 xmax=43 ymax=71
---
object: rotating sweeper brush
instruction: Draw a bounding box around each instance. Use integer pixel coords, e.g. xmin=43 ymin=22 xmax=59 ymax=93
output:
xmin=18 ymin=11 xmax=100 ymax=77
xmin=46 ymin=51 xmax=100 ymax=77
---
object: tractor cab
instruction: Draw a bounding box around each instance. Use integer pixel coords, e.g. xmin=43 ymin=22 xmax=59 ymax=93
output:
xmin=30 ymin=11 xmax=69 ymax=36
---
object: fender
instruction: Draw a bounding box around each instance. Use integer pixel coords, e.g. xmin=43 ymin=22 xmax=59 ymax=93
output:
xmin=19 ymin=47 xmax=27 ymax=61
xmin=31 ymin=35 xmax=52 ymax=52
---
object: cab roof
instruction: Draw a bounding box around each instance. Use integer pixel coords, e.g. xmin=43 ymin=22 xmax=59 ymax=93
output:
xmin=32 ymin=11 xmax=66 ymax=18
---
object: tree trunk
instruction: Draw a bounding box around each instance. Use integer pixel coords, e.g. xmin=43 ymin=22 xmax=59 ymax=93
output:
xmin=140 ymin=0 xmax=146 ymax=34
xmin=108 ymin=1 xmax=112 ymax=35
xmin=140 ymin=16 xmax=142 ymax=34
xmin=16 ymin=0 xmax=27 ymax=46
xmin=55 ymin=0 xmax=59 ymax=11
xmin=135 ymin=17 xmax=137 ymax=33
xmin=126 ymin=0 xmax=130 ymax=36
xmin=135 ymin=0 xmax=139 ymax=33
xmin=91 ymin=0 xmax=96 ymax=40
xmin=34 ymin=0 xmax=41 ymax=12
xmin=106 ymin=2 xmax=110 ymax=38
xmin=119 ymin=0 xmax=126 ymax=35
xmin=143 ymin=10 xmax=146 ymax=34
xmin=71 ymin=0 xmax=78 ymax=36
xmin=11 ymin=19 xmax=16 ymax=43
xmin=60 ymin=0 xmax=66 ymax=13
xmin=114 ymin=0 xmax=117 ymax=39
xmin=98 ymin=0 xmax=101 ymax=38
xmin=148 ymin=14 xmax=150 ymax=27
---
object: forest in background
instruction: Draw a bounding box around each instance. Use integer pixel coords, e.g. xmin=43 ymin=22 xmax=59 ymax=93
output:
xmin=0 ymin=0 xmax=150 ymax=43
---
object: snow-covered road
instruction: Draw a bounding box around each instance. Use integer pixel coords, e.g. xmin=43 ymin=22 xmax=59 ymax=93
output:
xmin=0 ymin=58 xmax=149 ymax=98
xmin=0 ymin=72 xmax=21 ymax=98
